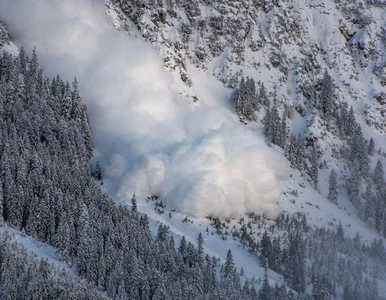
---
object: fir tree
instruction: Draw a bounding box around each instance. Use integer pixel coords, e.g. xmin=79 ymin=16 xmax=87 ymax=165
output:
xmin=54 ymin=212 xmax=72 ymax=266
xmin=364 ymin=185 xmax=375 ymax=227
xmin=373 ymin=160 xmax=384 ymax=188
xmin=258 ymin=268 xmax=271 ymax=300
xmin=264 ymin=104 xmax=281 ymax=145
xmin=77 ymin=203 xmax=91 ymax=276
xmin=131 ymin=193 xmax=138 ymax=214
xmin=368 ymin=137 xmax=375 ymax=156
xmin=197 ymin=233 xmax=204 ymax=267
xmin=309 ymin=146 xmax=319 ymax=189
xmin=223 ymin=249 xmax=235 ymax=279
xmin=319 ymin=69 xmax=335 ymax=119
xmin=279 ymin=112 xmax=287 ymax=148
xmin=0 ymin=183 xmax=3 ymax=224
xmin=258 ymin=83 xmax=270 ymax=107
xmin=259 ymin=231 xmax=272 ymax=268
xmin=346 ymin=106 xmax=356 ymax=138
xmin=347 ymin=163 xmax=361 ymax=206
xmin=328 ymin=169 xmax=338 ymax=204
xmin=94 ymin=161 xmax=102 ymax=181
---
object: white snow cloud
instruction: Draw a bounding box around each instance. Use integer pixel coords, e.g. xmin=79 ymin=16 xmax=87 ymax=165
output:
xmin=0 ymin=0 xmax=289 ymax=218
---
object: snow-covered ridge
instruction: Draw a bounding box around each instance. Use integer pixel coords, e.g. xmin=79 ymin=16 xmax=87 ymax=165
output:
xmin=106 ymin=2 xmax=386 ymax=297
xmin=108 ymin=0 xmax=386 ymax=227
xmin=111 ymin=0 xmax=386 ymax=134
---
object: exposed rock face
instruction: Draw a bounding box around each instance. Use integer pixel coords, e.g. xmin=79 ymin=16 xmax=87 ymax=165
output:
xmin=110 ymin=0 xmax=386 ymax=139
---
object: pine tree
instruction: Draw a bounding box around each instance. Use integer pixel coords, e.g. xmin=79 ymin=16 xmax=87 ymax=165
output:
xmin=94 ymin=161 xmax=102 ymax=180
xmin=373 ymin=160 xmax=384 ymax=188
xmin=368 ymin=137 xmax=375 ymax=156
xmin=336 ymin=221 xmax=344 ymax=241
xmin=310 ymin=147 xmax=319 ymax=189
xmin=244 ymin=77 xmax=257 ymax=120
xmin=61 ymin=82 xmax=72 ymax=119
xmin=131 ymin=193 xmax=137 ymax=214
xmin=285 ymin=134 xmax=297 ymax=167
xmin=319 ymin=69 xmax=335 ymax=119
xmin=258 ymin=83 xmax=270 ymax=107
xmin=295 ymin=136 xmax=306 ymax=170
xmin=374 ymin=195 xmax=384 ymax=234
xmin=71 ymin=77 xmax=82 ymax=120
xmin=77 ymin=203 xmax=91 ymax=276
xmin=232 ymin=77 xmax=259 ymax=121
xmin=264 ymin=104 xmax=281 ymax=145
xmin=223 ymin=249 xmax=235 ymax=279
xmin=197 ymin=233 xmax=204 ymax=267
xmin=18 ymin=46 xmax=27 ymax=75
xmin=259 ymin=231 xmax=272 ymax=268
xmin=347 ymin=163 xmax=361 ymax=206
xmin=346 ymin=106 xmax=356 ymax=138
xmin=287 ymin=232 xmax=305 ymax=293
xmin=179 ymin=236 xmax=187 ymax=263
xmin=279 ymin=112 xmax=287 ymax=148
xmin=270 ymin=237 xmax=281 ymax=272
xmin=263 ymin=107 xmax=272 ymax=140
xmin=156 ymin=223 xmax=169 ymax=242
xmin=328 ymin=169 xmax=338 ymax=204
xmin=0 ymin=183 xmax=3 ymax=224
xmin=350 ymin=124 xmax=369 ymax=177
xmin=271 ymin=105 xmax=281 ymax=145
xmin=339 ymin=103 xmax=348 ymax=137
xmin=364 ymin=185 xmax=375 ymax=227
xmin=25 ymin=47 xmax=39 ymax=98
xmin=258 ymin=268 xmax=271 ymax=300
xmin=80 ymin=105 xmax=93 ymax=159
xmin=235 ymin=77 xmax=246 ymax=118
xmin=54 ymin=212 xmax=72 ymax=266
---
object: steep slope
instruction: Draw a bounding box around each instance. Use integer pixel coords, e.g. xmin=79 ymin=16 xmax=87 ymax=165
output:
xmin=1 ymin=0 xmax=386 ymax=299
xmin=109 ymin=0 xmax=386 ymax=237
xmin=106 ymin=0 xmax=386 ymax=298
xmin=0 ymin=15 xmax=268 ymax=300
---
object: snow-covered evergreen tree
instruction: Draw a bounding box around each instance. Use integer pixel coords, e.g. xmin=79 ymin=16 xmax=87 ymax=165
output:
xmin=258 ymin=268 xmax=271 ymax=300
xmin=319 ymin=69 xmax=335 ymax=119
xmin=328 ymin=169 xmax=338 ymax=204
xmin=309 ymin=147 xmax=319 ymax=189
xmin=368 ymin=137 xmax=375 ymax=156
xmin=223 ymin=249 xmax=235 ymax=279
xmin=94 ymin=161 xmax=102 ymax=180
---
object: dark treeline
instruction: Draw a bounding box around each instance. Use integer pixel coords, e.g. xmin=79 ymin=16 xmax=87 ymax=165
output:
xmin=0 ymin=233 xmax=104 ymax=299
xmin=211 ymin=213 xmax=385 ymax=299
xmin=0 ymin=48 xmax=273 ymax=299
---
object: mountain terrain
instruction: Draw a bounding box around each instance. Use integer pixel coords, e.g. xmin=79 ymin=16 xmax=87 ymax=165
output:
xmin=0 ymin=0 xmax=386 ymax=299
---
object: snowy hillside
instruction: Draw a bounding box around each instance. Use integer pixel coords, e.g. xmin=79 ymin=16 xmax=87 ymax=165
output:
xmin=106 ymin=0 xmax=386 ymax=297
xmin=107 ymin=0 xmax=386 ymax=235
xmin=1 ymin=0 xmax=386 ymax=299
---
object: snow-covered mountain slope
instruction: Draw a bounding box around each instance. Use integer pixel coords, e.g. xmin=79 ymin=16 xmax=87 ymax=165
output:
xmin=105 ymin=0 xmax=386 ymax=297
xmin=106 ymin=0 xmax=386 ymax=225
xmin=111 ymin=0 xmax=385 ymax=112
xmin=1 ymin=0 xmax=386 ymax=298
xmin=105 ymin=0 xmax=386 ymax=235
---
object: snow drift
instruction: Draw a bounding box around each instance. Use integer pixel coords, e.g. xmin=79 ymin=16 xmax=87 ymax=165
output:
xmin=0 ymin=0 xmax=289 ymax=218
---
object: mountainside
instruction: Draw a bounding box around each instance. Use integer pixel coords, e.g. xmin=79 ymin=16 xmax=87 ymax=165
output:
xmin=1 ymin=0 xmax=386 ymax=299
xmin=108 ymin=0 xmax=386 ymax=235
xmin=107 ymin=0 xmax=386 ymax=297
xmin=111 ymin=0 xmax=386 ymax=131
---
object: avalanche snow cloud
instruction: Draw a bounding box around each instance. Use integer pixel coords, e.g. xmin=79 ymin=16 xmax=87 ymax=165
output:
xmin=0 ymin=0 xmax=289 ymax=218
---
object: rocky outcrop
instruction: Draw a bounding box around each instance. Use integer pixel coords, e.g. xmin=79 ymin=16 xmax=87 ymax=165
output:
xmin=110 ymin=0 xmax=386 ymax=136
